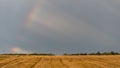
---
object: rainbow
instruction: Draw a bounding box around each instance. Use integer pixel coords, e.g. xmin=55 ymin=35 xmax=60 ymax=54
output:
xmin=11 ymin=47 xmax=29 ymax=53
xmin=25 ymin=1 xmax=41 ymax=28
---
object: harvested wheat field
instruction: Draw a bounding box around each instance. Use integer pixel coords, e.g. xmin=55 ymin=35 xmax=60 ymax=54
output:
xmin=0 ymin=55 xmax=120 ymax=68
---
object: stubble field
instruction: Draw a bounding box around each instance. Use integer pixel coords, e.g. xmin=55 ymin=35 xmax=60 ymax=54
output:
xmin=0 ymin=55 xmax=120 ymax=68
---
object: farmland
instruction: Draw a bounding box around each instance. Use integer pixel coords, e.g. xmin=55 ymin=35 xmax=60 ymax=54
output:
xmin=0 ymin=55 xmax=120 ymax=68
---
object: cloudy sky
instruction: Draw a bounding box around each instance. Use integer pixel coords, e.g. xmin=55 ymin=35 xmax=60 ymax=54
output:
xmin=0 ymin=0 xmax=120 ymax=54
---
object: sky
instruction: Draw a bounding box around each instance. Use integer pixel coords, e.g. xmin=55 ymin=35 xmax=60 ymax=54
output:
xmin=0 ymin=0 xmax=120 ymax=54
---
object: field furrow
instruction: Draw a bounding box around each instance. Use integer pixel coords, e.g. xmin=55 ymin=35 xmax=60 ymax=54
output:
xmin=34 ymin=57 xmax=52 ymax=68
xmin=0 ymin=56 xmax=19 ymax=67
xmin=0 ymin=55 xmax=120 ymax=68
xmin=85 ymin=57 xmax=120 ymax=67
xmin=30 ymin=57 xmax=41 ymax=68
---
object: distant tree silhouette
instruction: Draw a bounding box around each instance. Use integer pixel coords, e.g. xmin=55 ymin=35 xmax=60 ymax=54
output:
xmin=96 ymin=51 xmax=101 ymax=55
xmin=63 ymin=51 xmax=120 ymax=55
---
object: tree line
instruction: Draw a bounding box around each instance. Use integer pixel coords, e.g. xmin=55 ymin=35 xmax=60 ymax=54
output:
xmin=1 ymin=51 xmax=120 ymax=55
xmin=63 ymin=51 xmax=120 ymax=55
xmin=1 ymin=53 xmax=55 ymax=56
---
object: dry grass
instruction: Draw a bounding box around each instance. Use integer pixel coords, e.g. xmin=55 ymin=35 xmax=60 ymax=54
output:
xmin=0 ymin=55 xmax=120 ymax=68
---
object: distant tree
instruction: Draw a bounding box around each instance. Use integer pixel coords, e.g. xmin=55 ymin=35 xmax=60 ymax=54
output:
xmin=110 ymin=51 xmax=119 ymax=55
xmin=96 ymin=51 xmax=101 ymax=55
xmin=63 ymin=53 xmax=68 ymax=56
xmin=80 ymin=53 xmax=87 ymax=55
xmin=110 ymin=51 xmax=115 ymax=55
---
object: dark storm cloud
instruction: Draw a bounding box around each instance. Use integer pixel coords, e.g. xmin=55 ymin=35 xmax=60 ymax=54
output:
xmin=0 ymin=0 xmax=120 ymax=53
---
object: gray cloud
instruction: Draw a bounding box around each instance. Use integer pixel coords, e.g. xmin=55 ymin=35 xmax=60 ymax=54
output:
xmin=0 ymin=0 xmax=120 ymax=54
